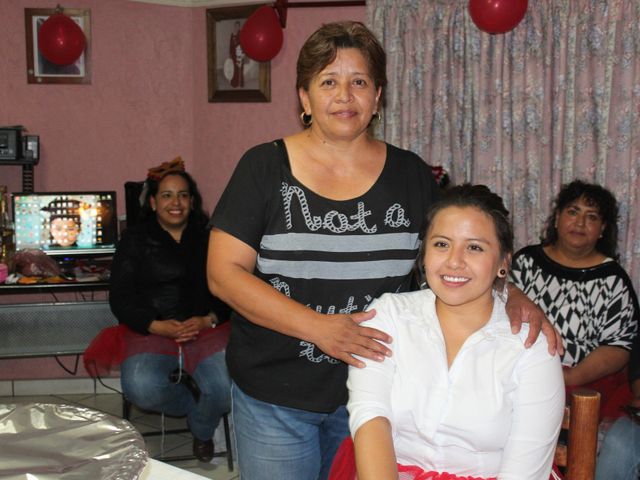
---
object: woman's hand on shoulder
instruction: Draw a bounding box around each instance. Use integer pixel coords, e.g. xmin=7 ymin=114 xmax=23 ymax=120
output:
xmin=310 ymin=310 xmax=393 ymax=368
xmin=505 ymin=284 xmax=564 ymax=355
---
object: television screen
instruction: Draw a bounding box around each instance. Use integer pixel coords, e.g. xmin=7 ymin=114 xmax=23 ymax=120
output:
xmin=12 ymin=191 xmax=118 ymax=256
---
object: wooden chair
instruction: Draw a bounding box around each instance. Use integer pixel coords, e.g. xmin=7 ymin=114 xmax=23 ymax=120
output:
xmin=554 ymin=389 xmax=601 ymax=480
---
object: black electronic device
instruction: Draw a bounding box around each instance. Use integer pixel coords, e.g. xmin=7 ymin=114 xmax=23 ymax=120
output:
xmin=0 ymin=128 xmax=21 ymax=161
xmin=22 ymin=135 xmax=40 ymax=164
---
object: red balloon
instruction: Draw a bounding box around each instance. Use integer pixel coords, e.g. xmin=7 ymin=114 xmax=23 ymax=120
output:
xmin=239 ymin=6 xmax=283 ymax=62
xmin=38 ymin=13 xmax=86 ymax=66
xmin=468 ymin=0 xmax=528 ymax=34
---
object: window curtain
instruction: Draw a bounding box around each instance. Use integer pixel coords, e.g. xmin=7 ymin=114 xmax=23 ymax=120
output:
xmin=367 ymin=0 xmax=640 ymax=289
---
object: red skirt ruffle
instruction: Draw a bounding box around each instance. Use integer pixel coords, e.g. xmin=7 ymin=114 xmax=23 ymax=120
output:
xmin=564 ymin=366 xmax=630 ymax=420
xmin=328 ymin=436 xmax=495 ymax=480
xmin=328 ymin=436 xmax=563 ymax=480
xmin=83 ymin=322 xmax=230 ymax=377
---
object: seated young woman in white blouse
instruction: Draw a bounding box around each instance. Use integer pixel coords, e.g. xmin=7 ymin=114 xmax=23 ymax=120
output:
xmin=346 ymin=185 xmax=565 ymax=480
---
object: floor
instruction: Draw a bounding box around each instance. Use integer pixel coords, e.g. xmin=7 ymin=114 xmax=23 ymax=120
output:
xmin=0 ymin=392 xmax=239 ymax=480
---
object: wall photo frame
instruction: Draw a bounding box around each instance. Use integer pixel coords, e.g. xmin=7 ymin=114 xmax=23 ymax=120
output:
xmin=25 ymin=8 xmax=91 ymax=85
xmin=207 ymin=6 xmax=271 ymax=103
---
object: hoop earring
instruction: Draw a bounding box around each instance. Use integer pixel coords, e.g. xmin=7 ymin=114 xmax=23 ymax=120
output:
xmin=372 ymin=111 xmax=382 ymax=124
xmin=499 ymin=269 xmax=506 ymax=277
xmin=300 ymin=112 xmax=312 ymax=127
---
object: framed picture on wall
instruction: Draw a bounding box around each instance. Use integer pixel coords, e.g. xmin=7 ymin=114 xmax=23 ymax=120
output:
xmin=206 ymin=6 xmax=271 ymax=103
xmin=25 ymin=8 xmax=91 ymax=85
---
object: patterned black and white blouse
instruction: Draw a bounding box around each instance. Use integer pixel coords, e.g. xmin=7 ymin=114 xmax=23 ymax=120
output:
xmin=510 ymin=244 xmax=639 ymax=367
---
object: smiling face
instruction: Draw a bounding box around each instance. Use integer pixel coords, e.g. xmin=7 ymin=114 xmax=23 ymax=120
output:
xmin=150 ymin=174 xmax=192 ymax=235
xmin=555 ymin=196 xmax=605 ymax=256
xmin=50 ymin=217 xmax=80 ymax=247
xmin=424 ymin=206 xmax=508 ymax=313
xmin=298 ymin=48 xmax=381 ymax=142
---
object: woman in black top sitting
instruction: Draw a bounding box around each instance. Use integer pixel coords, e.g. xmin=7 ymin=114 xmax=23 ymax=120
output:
xmin=109 ymin=160 xmax=230 ymax=462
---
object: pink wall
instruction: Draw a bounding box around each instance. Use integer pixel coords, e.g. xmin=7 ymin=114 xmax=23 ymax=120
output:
xmin=1 ymin=0 xmax=195 ymax=208
xmin=0 ymin=0 xmax=364 ymax=379
xmin=1 ymin=0 xmax=365 ymax=217
xmin=191 ymin=5 xmax=366 ymax=212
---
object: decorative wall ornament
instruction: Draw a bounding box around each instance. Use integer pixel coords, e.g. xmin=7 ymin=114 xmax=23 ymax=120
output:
xmin=25 ymin=7 xmax=91 ymax=85
xmin=206 ymin=5 xmax=270 ymax=103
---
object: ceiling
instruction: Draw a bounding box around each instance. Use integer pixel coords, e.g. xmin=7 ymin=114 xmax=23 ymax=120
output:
xmin=130 ymin=0 xmax=264 ymax=7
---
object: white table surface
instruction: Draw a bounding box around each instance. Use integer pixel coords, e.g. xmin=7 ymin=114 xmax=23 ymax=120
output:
xmin=139 ymin=458 xmax=211 ymax=480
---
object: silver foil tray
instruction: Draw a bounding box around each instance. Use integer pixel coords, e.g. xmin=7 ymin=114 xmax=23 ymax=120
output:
xmin=0 ymin=403 xmax=148 ymax=480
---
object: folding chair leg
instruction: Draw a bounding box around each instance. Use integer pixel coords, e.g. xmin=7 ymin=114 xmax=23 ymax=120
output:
xmin=223 ymin=413 xmax=234 ymax=471
xmin=122 ymin=395 xmax=131 ymax=420
xmin=121 ymin=396 xmax=234 ymax=471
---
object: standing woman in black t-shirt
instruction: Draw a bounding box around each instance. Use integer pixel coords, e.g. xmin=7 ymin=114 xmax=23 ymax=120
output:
xmin=208 ymin=21 xmax=558 ymax=480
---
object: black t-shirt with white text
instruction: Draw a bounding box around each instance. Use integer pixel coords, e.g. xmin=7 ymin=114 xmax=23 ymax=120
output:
xmin=211 ymin=140 xmax=438 ymax=412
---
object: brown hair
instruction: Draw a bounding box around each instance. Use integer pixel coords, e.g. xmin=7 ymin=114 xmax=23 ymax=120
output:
xmin=296 ymin=21 xmax=387 ymax=93
xmin=542 ymin=179 xmax=619 ymax=259
xmin=417 ymin=184 xmax=513 ymax=291
xmin=140 ymin=171 xmax=208 ymax=228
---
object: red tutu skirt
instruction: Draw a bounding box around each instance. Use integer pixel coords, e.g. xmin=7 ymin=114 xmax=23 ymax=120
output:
xmin=328 ymin=436 xmax=563 ymax=480
xmin=564 ymin=366 xmax=630 ymax=420
xmin=83 ymin=322 xmax=230 ymax=378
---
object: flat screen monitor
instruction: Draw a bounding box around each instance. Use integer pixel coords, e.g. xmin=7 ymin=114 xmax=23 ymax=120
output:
xmin=12 ymin=191 xmax=118 ymax=257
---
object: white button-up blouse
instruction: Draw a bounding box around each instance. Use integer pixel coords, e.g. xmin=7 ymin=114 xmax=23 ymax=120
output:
xmin=347 ymin=289 xmax=565 ymax=480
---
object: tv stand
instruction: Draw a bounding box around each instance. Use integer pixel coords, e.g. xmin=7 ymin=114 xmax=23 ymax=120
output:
xmin=0 ymin=301 xmax=117 ymax=359
xmin=0 ymin=281 xmax=116 ymax=359
xmin=1 ymin=252 xmax=113 ymax=292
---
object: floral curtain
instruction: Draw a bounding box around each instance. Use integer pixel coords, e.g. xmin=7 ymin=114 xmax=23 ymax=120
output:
xmin=367 ymin=0 xmax=640 ymax=289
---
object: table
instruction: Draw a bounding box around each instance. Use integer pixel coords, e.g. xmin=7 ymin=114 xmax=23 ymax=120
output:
xmin=0 ymin=402 xmax=214 ymax=480
xmin=141 ymin=459 xmax=211 ymax=480
xmin=0 ymin=280 xmax=109 ymax=294
xmin=0 ymin=402 xmax=147 ymax=479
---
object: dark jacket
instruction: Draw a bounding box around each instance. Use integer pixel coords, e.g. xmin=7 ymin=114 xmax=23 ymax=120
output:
xmin=109 ymin=217 xmax=230 ymax=334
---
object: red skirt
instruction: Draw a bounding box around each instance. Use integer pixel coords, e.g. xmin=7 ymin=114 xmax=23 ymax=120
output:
xmin=564 ymin=366 xmax=630 ymax=420
xmin=328 ymin=436 xmax=563 ymax=480
xmin=83 ymin=322 xmax=230 ymax=378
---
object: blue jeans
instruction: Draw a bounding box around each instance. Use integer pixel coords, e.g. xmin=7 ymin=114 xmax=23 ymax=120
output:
xmin=121 ymin=350 xmax=230 ymax=441
xmin=595 ymin=416 xmax=640 ymax=480
xmin=231 ymin=383 xmax=349 ymax=480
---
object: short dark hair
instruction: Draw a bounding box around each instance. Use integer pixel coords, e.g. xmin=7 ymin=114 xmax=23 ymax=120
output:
xmin=296 ymin=21 xmax=387 ymax=93
xmin=140 ymin=171 xmax=208 ymax=228
xmin=417 ymin=184 xmax=513 ymax=288
xmin=542 ymin=179 xmax=619 ymax=258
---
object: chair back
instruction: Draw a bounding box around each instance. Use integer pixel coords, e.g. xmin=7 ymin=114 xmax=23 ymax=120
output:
xmin=554 ymin=389 xmax=601 ymax=480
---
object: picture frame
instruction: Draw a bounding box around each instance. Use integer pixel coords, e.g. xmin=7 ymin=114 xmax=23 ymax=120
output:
xmin=206 ymin=6 xmax=271 ymax=103
xmin=24 ymin=8 xmax=91 ymax=85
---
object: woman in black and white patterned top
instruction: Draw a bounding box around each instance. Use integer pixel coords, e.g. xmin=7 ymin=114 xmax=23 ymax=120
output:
xmin=511 ymin=180 xmax=639 ymax=393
